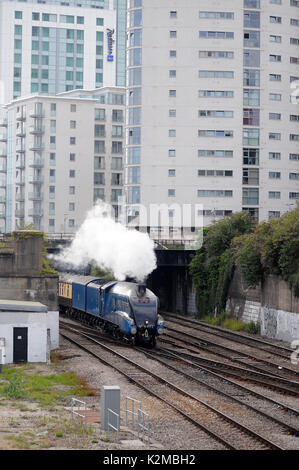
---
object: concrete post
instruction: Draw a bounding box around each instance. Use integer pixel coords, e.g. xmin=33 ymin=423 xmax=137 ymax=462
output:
xmin=101 ymin=385 xmax=120 ymax=431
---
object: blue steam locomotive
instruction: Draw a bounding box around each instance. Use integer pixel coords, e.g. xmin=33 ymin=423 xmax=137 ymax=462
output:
xmin=58 ymin=275 xmax=164 ymax=346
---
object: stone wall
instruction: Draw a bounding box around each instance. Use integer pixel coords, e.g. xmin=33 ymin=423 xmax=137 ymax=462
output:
xmin=226 ymin=267 xmax=299 ymax=343
xmin=0 ymin=231 xmax=58 ymax=310
xmin=0 ymin=231 xmax=43 ymax=275
xmin=0 ymin=275 xmax=58 ymax=311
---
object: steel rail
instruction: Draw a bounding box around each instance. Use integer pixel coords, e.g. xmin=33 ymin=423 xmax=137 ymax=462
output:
xmin=159 ymin=335 xmax=299 ymax=397
xmin=162 ymin=311 xmax=293 ymax=359
xmin=59 ymin=324 xmax=285 ymax=450
xmin=163 ymin=325 xmax=299 ymax=382
xmin=135 ymin=346 xmax=299 ymax=436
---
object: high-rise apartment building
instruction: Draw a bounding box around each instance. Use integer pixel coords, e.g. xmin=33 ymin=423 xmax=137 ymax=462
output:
xmin=0 ymin=87 xmax=125 ymax=233
xmin=125 ymin=0 xmax=299 ymax=241
xmin=0 ymin=0 xmax=126 ymax=104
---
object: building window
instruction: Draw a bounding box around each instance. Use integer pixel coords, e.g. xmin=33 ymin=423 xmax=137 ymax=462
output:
xmin=270 ymin=16 xmax=282 ymax=23
xmin=269 ymin=113 xmax=281 ymax=120
xmin=243 ymin=148 xmax=259 ymax=165
xmin=69 ymin=186 xmax=75 ymax=195
xmin=168 ymin=169 xmax=176 ymax=177
xmin=70 ymin=153 xmax=75 ymax=161
xmin=71 ymin=104 xmax=76 ymax=112
xmin=243 ymin=168 xmax=259 ymax=185
xmin=269 ymin=192 xmax=281 ymax=199
xmin=269 ymin=74 xmax=281 ymax=81
xmin=168 ymin=189 xmax=176 ymax=197
xmin=269 ymin=152 xmax=281 ymax=160
xmin=112 ymin=109 xmax=124 ymax=122
xmin=69 ymin=170 xmax=75 ymax=178
xmin=168 ymin=149 xmax=176 ymax=157
xmin=242 ymin=188 xmax=259 ymax=205
xmin=50 ymin=153 xmax=56 ymax=165
xmin=95 ymin=108 xmax=105 ymax=121
xmin=269 ymin=133 xmax=281 ymax=140
xmin=94 ymin=124 xmax=105 ymax=137
xmin=270 ymin=54 xmax=281 ymax=62
xmin=269 ymin=93 xmax=281 ymax=101
xmin=269 ymin=172 xmax=281 ymax=179
xmin=112 ymin=141 xmax=123 ymax=154
xmin=268 ymin=211 xmax=280 ymax=219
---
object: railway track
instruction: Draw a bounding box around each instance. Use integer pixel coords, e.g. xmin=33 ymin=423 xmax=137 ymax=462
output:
xmin=162 ymin=317 xmax=299 ymax=382
xmin=59 ymin=321 xmax=286 ymax=450
xmin=159 ymin=333 xmax=299 ymax=397
xmin=136 ymin=346 xmax=299 ymax=436
xmin=162 ymin=312 xmax=294 ymax=361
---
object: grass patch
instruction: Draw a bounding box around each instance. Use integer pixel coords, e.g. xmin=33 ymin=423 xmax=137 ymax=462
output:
xmin=0 ymin=365 xmax=97 ymax=405
xmin=202 ymin=312 xmax=261 ymax=335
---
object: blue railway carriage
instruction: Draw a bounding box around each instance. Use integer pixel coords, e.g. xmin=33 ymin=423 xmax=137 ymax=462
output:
xmin=58 ymin=275 xmax=163 ymax=346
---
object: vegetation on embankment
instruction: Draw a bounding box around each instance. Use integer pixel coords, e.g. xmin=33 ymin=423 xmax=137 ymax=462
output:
xmin=0 ymin=363 xmax=97 ymax=405
xmin=189 ymin=204 xmax=299 ymax=319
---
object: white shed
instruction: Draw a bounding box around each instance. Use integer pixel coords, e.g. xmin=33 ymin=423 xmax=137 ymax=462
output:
xmin=0 ymin=300 xmax=59 ymax=364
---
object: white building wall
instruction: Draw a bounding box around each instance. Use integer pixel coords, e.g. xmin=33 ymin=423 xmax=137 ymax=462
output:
xmin=0 ymin=311 xmax=48 ymax=363
xmin=1 ymin=86 xmax=125 ymax=233
xmin=125 ymin=0 xmax=299 ymax=240
xmin=0 ymin=0 xmax=117 ymax=104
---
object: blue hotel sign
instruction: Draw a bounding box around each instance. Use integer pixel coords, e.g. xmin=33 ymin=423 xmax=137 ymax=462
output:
xmin=107 ymin=28 xmax=115 ymax=62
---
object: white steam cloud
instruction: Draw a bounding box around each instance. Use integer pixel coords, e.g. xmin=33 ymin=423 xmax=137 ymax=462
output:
xmin=53 ymin=203 xmax=157 ymax=281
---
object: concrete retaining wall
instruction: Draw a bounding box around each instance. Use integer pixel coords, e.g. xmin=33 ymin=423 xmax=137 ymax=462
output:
xmin=0 ymin=275 xmax=58 ymax=311
xmin=226 ymin=268 xmax=299 ymax=343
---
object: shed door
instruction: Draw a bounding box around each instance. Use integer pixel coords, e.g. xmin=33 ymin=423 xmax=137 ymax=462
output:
xmin=13 ymin=328 xmax=28 ymax=363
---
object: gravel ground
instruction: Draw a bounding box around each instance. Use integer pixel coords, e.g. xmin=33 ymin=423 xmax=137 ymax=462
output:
xmin=56 ymin=337 xmax=226 ymax=450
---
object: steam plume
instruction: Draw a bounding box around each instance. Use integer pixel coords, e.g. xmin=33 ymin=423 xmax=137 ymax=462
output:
xmin=52 ymin=203 xmax=157 ymax=281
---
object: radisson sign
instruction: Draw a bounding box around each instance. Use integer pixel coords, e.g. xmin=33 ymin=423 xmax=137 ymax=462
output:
xmin=106 ymin=28 xmax=115 ymax=62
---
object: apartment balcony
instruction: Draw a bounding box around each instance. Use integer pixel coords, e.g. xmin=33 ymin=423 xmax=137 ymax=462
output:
xmin=16 ymin=178 xmax=25 ymax=186
xmin=0 ymin=211 xmax=6 ymax=218
xmin=29 ymin=157 xmax=44 ymax=168
xmin=0 ymin=181 xmax=6 ymax=188
xmin=16 ymin=111 xmax=26 ymax=121
xmin=0 ymin=196 xmax=6 ymax=203
xmin=15 ymin=209 xmax=25 ymax=218
xmin=29 ymin=125 xmax=45 ymax=135
xmin=28 ymin=192 xmax=43 ymax=201
xmin=0 ymin=134 xmax=7 ymax=142
xmin=0 ymin=163 xmax=7 ymax=172
xmin=29 ymin=110 xmax=44 ymax=119
xmin=28 ymin=208 xmax=43 ymax=217
xmin=29 ymin=143 xmax=44 ymax=151
xmin=16 ymin=129 xmax=26 ymax=137
xmin=16 ymin=145 xmax=25 ymax=153
xmin=15 ymin=194 xmax=25 ymax=202
xmin=16 ymin=160 xmax=25 ymax=169
xmin=0 ymin=118 xmax=7 ymax=127
xmin=0 ymin=150 xmax=7 ymax=158
xmin=29 ymin=175 xmax=43 ymax=184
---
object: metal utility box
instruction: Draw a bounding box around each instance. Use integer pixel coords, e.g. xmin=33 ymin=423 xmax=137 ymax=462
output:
xmin=101 ymin=385 xmax=120 ymax=431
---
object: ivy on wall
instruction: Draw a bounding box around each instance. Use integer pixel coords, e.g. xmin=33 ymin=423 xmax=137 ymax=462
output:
xmin=189 ymin=203 xmax=299 ymax=317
